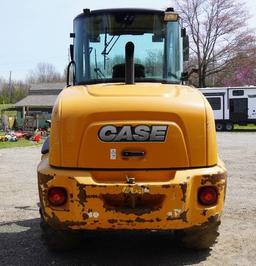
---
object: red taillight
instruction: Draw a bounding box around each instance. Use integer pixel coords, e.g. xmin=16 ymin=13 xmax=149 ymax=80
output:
xmin=198 ymin=186 xmax=218 ymax=206
xmin=47 ymin=187 xmax=67 ymax=206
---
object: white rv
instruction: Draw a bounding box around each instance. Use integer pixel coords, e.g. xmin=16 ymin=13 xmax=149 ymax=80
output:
xmin=200 ymin=87 xmax=256 ymax=131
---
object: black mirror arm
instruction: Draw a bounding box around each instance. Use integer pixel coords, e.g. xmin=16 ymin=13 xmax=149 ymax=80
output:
xmin=66 ymin=61 xmax=76 ymax=87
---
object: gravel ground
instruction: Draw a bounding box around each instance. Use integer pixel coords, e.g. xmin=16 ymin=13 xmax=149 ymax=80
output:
xmin=0 ymin=132 xmax=255 ymax=265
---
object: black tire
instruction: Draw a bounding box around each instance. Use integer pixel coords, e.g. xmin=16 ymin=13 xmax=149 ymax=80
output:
xmin=225 ymin=123 xmax=233 ymax=131
xmin=175 ymin=221 xmax=220 ymax=250
xmin=40 ymin=215 xmax=82 ymax=251
xmin=216 ymin=122 xmax=223 ymax=131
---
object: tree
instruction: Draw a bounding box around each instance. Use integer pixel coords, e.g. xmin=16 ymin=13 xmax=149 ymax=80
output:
xmin=144 ymin=50 xmax=163 ymax=77
xmin=215 ymin=34 xmax=256 ymax=86
xmin=27 ymin=63 xmax=63 ymax=83
xmin=174 ymin=0 xmax=250 ymax=87
xmin=0 ymin=80 xmax=29 ymax=104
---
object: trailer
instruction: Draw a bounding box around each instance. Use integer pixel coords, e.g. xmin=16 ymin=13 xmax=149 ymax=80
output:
xmin=200 ymin=87 xmax=256 ymax=131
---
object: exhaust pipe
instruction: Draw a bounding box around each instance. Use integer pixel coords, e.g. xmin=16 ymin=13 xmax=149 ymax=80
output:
xmin=125 ymin=42 xmax=135 ymax=84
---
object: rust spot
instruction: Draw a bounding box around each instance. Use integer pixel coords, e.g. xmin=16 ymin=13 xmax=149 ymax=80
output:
xmin=47 ymin=212 xmax=87 ymax=229
xmin=156 ymin=218 xmax=161 ymax=222
xmin=108 ymin=219 xmax=118 ymax=224
xmin=87 ymin=195 xmax=98 ymax=199
xmin=135 ymin=217 xmax=154 ymax=223
xmin=135 ymin=217 xmax=145 ymax=223
xmin=217 ymin=183 xmax=226 ymax=191
xmin=102 ymin=193 xmax=164 ymax=216
xmin=82 ymin=213 xmax=89 ymax=220
xmin=186 ymin=176 xmax=190 ymax=180
xmin=38 ymin=173 xmax=54 ymax=188
xmin=201 ymin=210 xmax=207 ymax=216
xmin=120 ymin=219 xmax=134 ymax=224
xmin=201 ymin=173 xmax=227 ymax=185
xmin=180 ymin=209 xmax=188 ymax=223
xmin=77 ymin=184 xmax=87 ymax=206
xmin=167 ymin=209 xmax=188 ymax=222
xmin=162 ymin=184 xmax=170 ymax=189
xmin=179 ymin=183 xmax=187 ymax=202
xmin=208 ymin=214 xmax=219 ymax=223
xmin=70 ymin=193 xmax=73 ymax=199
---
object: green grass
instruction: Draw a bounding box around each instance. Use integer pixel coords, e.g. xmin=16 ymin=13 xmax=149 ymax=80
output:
xmin=0 ymin=139 xmax=42 ymax=149
xmin=234 ymin=124 xmax=256 ymax=130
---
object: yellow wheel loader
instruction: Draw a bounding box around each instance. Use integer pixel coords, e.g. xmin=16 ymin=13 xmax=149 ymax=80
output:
xmin=38 ymin=7 xmax=227 ymax=250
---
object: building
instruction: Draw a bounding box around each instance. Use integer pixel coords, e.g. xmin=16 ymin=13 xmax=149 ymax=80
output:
xmin=1 ymin=82 xmax=65 ymax=129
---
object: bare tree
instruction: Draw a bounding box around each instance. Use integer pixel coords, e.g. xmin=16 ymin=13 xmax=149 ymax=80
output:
xmin=215 ymin=35 xmax=256 ymax=86
xmin=27 ymin=63 xmax=63 ymax=83
xmin=0 ymin=79 xmax=29 ymax=104
xmin=174 ymin=0 xmax=250 ymax=87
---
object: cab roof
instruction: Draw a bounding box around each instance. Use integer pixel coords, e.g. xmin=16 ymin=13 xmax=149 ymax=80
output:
xmin=75 ymin=8 xmax=167 ymax=20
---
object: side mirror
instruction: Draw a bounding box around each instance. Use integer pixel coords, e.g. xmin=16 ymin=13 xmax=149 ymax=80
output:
xmin=182 ymin=28 xmax=189 ymax=62
xmin=70 ymin=44 xmax=74 ymax=61
xmin=67 ymin=45 xmax=76 ymax=87
xmin=181 ymin=72 xmax=189 ymax=81
xmin=183 ymin=35 xmax=189 ymax=62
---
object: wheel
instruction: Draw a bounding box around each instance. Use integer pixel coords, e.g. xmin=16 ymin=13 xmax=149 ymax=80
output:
xmin=216 ymin=122 xmax=223 ymax=131
xmin=175 ymin=221 xmax=220 ymax=250
xmin=225 ymin=123 xmax=233 ymax=131
xmin=40 ymin=213 xmax=82 ymax=251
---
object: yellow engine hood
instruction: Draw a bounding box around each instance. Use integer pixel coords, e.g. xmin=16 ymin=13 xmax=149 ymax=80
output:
xmin=49 ymin=83 xmax=217 ymax=169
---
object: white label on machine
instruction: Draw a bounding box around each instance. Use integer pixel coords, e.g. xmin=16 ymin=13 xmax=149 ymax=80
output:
xmin=110 ymin=149 xmax=117 ymax=160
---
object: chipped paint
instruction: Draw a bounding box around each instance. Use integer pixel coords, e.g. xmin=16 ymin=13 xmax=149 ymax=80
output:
xmin=201 ymin=209 xmax=207 ymax=216
xmin=180 ymin=210 xmax=188 ymax=223
xmin=201 ymin=173 xmax=227 ymax=185
xmin=38 ymin=173 xmax=54 ymax=188
xmin=167 ymin=209 xmax=188 ymax=223
xmin=102 ymin=193 xmax=164 ymax=216
xmin=135 ymin=217 xmax=154 ymax=223
xmin=207 ymin=214 xmax=220 ymax=223
xmin=77 ymin=184 xmax=87 ymax=206
xmin=82 ymin=213 xmax=89 ymax=220
xmin=167 ymin=209 xmax=183 ymax=219
xmin=179 ymin=183 xmax=187 ymax=202
xmin=108 ymin=219 xmax=118 ymax=224
xmin=38 ymin=156 xmax=227 ymax=231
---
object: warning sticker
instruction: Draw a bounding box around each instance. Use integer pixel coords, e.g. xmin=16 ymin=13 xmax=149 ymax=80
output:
xmin=110 ymin=149 xmax=117 ymax=160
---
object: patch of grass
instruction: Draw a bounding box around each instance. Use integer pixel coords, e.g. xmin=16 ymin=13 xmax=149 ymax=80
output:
xmin=234 ymin=124 xmax=256 ymax=130
xmin=0 ymin=139 xmax=42 ymax=149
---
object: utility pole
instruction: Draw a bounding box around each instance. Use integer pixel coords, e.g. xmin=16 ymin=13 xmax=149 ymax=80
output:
xmin=8 ymin=71 xmax=12 ymax=103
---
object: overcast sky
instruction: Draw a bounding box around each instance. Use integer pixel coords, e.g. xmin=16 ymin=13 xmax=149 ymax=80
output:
xmin=0 ymin=0 xmax=255 ymax=81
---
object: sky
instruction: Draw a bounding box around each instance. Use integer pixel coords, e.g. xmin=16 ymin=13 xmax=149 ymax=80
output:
xmin=0 ymin=0 xmax=255 ymax=81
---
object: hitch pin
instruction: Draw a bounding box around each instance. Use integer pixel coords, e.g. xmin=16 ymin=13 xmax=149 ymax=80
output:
xmin=126 ymin=175 xmax=135 ymax=184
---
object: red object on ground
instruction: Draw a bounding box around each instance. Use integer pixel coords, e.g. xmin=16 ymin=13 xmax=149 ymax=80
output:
xmin=34 ymin=134 xmax=41 ymax=142
xmin=14 ymin=132 xmax=25 ymax=139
